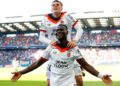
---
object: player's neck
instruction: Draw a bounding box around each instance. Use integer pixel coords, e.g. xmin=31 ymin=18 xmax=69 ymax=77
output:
xmin=52 ymin=12 xmax=61 ymax=18
xmin=57 ymin=40 xmax=68 ymax=48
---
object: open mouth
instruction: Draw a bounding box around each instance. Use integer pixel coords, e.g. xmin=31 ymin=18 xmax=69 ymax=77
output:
xmin=54 ymin=8 xmax=58 ymax=10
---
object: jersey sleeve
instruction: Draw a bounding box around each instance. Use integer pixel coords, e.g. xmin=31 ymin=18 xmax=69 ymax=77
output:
xmin=40 ymin=17 xmax=47 ymax=32
xmin=39 ymin=31 xmax=51 ymax=44
xmin=42 ymin=45 xmax=52 ymax=60
xmin=66 ymin=13 xmax=83 ymax=41
xmin=72 ymin=46 xmax=83 ymax=60
xmin=39 ymin=16 xmax=51 ymax=44
xmin=73 ymin=20 xmax=83 ymax=41
xmin=66 ymin=13 xmax=77 ymax=25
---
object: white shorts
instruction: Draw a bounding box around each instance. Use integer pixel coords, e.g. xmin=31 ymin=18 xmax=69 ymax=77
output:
xmin=50 ymin=72 xmax=76 ymax=86
xmin=46 ymin=61 xmax=82 ymax=79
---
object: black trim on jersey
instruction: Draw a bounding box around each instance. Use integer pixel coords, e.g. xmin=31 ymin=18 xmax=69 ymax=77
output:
xmin=48 ymin=12 xmax=63 ymax=21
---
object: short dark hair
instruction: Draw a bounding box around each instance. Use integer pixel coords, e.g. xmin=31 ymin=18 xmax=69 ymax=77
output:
xmin=52 ymin=0 xmax=63 ymax=6
xmin=58 ymin=24 xmax=68 ymax=30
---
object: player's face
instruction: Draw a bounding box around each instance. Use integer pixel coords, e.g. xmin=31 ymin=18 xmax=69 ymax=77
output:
xmin=56 ymin=27 xmax=67 ymax=40
xmin=51 ymin=2 xmax=63 ymax=13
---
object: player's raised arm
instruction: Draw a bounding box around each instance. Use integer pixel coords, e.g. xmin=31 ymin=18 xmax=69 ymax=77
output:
xmin=39 ymin=31 xmax=51 ymax=44
xmin=11 ymin=57 xmax=48 ymax=82
xmin=73 ymin=20 xmax=83 ymax=42
xmin=67 ymin=14 xmax=83 ymax=48
xmin=39 ymin=17 xmax=52 ymax=44
xmin=77 ymin=58 xmax=112 ymax=85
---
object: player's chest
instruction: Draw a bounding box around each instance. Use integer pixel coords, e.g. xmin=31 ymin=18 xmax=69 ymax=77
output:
xmin=45 ymin=17 xmax=68 ymax=28
xmin=50 ymin=49 xmax=74 ymax=60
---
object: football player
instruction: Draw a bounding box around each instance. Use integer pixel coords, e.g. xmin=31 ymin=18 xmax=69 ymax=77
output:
xmin=11 ymin=24 xmax=112 ymax=86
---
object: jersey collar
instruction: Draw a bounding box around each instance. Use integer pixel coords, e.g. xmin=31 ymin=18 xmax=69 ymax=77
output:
xmin=54 ymin=45 xmax=76 ymax=52
xmin=45 ymin=12 xmax=67 ymax=24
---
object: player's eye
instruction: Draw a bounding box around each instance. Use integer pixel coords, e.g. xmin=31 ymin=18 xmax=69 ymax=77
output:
xmin=52 ymin=4 xmax=55 ymax=6
xmin=52 ymin=4 xmax=59 ymax=6
xmin=56 ymin=4 xmax=59 ymax=6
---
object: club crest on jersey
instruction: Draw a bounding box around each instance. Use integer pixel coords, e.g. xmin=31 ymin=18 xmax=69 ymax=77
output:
xmin=67 ymin=50 xmax=72 ymax=57
xmin=67 ymin=53 xmax=71 ymax=57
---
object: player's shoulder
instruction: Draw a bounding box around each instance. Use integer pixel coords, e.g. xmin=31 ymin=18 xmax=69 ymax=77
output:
xmin=61 ymin=11 xmax=69 ymax=15
xmin=41 ymin=13 xmax=50 ymax=21
xmin=64 ymin=11 xmax=72 ymax=16
xmin=71 ymin=46 xmax=80 ymax=52
xmin=63 ymin=12 xmax=75 ymax=21
xmin=46 ymin=45 xmax=56 ymax=50
xmin=44 ymin=13 xmax=52 ymax=18
xmin=42 ymin=14 xmax=48 ymax=19
xmin=72 ymin=45 xmax=79 ymax=49
xmin=62 ymin=11 xmax=71 ymax=17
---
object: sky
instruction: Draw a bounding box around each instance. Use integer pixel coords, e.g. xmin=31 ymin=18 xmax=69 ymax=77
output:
xmin=0 ymin=0 xmax=120 ymax=18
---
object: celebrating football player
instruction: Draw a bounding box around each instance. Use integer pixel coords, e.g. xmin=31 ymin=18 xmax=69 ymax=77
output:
xmin=11 ymin=24 xmax=112 ymax=86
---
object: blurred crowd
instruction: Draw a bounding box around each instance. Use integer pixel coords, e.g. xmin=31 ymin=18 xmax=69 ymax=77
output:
xmin=0 ymin=30 xmax=120 ymax=47
xmin=80 ymin=47 xmax=120 ymax=65
xmin=79 ymin=30 xmax=120 ymax=44
xmin=0 ymin=49 xmax=39 ymax=65
xmin=0 ymin=35 xmax=43 ymax=47
xmin=0 ymin=47 xmax=120 ymax=66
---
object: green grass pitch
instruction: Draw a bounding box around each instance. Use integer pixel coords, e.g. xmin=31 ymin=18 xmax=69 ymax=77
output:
xmin=0 ymin=80 xmax=120 ymax=86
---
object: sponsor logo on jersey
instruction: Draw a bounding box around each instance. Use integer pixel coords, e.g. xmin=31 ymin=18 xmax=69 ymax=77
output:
xmin=54 ymin=60 xmax=68 ymax=68
xmin=67 ymin=53 xmax=71 ymax=57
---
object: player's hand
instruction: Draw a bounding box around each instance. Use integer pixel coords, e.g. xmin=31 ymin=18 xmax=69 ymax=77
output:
xmin=67 ymin=40 xmax=77 ymax=48
xmin=82 ymin=72 xmax=85 ymax=77
xmin=102 ymin=75 xmax=112 ymax=85
xmin=50 ymin=41 xmax=57 ymax=46
xmin=11 ymin=72 xmax=22 ymax=82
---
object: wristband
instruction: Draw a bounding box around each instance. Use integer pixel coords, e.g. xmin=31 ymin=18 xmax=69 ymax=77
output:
xmin=97 ymin=73 xmax=104 ymax=79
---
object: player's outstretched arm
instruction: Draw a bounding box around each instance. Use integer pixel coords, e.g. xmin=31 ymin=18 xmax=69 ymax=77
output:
xmin=77 ymin=58 xmax=112 ymax=85
xmin=11 ymin=57 xmax=47 ymax=82
xmin=77 ymin=58 xmax=99 ymax=76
